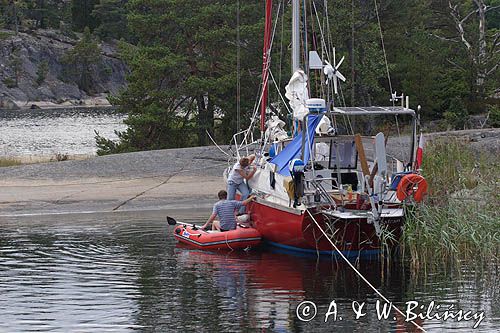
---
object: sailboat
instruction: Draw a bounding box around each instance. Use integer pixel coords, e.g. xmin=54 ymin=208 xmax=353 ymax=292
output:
xmin=228 ymin=0 xmax=428 ymax=257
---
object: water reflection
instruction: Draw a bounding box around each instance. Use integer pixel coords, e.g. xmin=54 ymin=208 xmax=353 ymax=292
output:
xmin=0 ymin=210 xmax=497 ymax=332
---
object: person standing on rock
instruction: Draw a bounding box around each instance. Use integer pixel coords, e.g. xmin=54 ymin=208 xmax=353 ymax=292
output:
xmin=227 ymin=154 xmax=257 ymax=214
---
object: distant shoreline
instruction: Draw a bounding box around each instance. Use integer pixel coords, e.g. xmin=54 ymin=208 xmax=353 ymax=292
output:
xmin=0 ymin=96 xmax=118 ymax=112
xmin=1 ymin=128 xmax=497 ymax=165
xmin=0 ymin=105 xmax=118 ymax=112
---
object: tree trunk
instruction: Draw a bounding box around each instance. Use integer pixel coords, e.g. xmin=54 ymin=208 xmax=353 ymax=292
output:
xmin=350 ymin=0 xmax=355 ymax=106
xmin=196 ymin=94 xmax=214 ymax=146
xmin=475 ymin=0 xmax=486 ymax=96
xmin=38 ymin=0 xmax=45 ymax=29
xmin=10 ymin=0 xmax=19 ymax=35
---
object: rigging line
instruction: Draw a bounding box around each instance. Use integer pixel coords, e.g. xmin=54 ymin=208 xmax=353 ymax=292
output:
xmin=242 ymin=1 xmax=283 ymax=147
xmin=278 ymin=0 xmax=285 ymax=91
xmin=351 ymin=0 xmax=355 ymax=106
xmin=343 ymin=113 xmax=354 ymax=136
xmin=311 ymin=1 xmax=331 ymax=64
xmin=308 ymin=0 xmax=319 ymax=96
xmin=237 ymin=0 xmax=241 ymax=133
xmin=311 ymin=0 xmax=332 ymax=101
xmin=373 ymin=0 xmax=394 ymax=106
xmin=305 ymin=210 xmax=426 ymax=332
xmin=323 ymin=0 xmax=335 ymax=66
xmin=302 ymin=0 xmax=309 ymax=79
xmin=269 ymin=70 xmax=292 ymax=116
xmin=206 ymin=129 xmax=230 ymax=157
xmin=339 ymin=79 xmax=347 ymax=108
xmin=394 ymin=114 xmax=405 ymax=163
xmin=309 ymin=1 xmax=325 ymax=98
xmin=338 ymin=82 xmax=354 ymax=135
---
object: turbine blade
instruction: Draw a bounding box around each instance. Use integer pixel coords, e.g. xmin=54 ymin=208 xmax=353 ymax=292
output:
xmin=333 ymin=77 xmax=338 ymax=94
xmin=336 ymin=71 xmax=346 ymax=82
xmin=336 ymin=56 xmax=345 ymax=68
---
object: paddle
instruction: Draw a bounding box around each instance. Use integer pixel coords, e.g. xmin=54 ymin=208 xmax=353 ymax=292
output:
xmin=166 ymin=216 xmax=204 ymax=231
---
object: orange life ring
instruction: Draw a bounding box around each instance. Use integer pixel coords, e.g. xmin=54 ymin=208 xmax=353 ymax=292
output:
xmin=396 ymin=174 xmax=428 ymax=203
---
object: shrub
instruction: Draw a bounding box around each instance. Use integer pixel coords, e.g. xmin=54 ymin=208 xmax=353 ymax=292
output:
xmin=443 ymin=97 xmax=469 ymax=130
xmin=36 ymin=60 xmax=49 ymax=86
xmin=2 ymin=77 xmax=17 ymax=88
xmin=488 ymin=105 xmax=500 ymax=128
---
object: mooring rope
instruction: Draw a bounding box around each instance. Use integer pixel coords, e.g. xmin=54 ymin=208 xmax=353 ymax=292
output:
xmin=373 ymin=0 xmax=394 ymax=106
xmin=305 ymin=209 xmax=426 ymax=332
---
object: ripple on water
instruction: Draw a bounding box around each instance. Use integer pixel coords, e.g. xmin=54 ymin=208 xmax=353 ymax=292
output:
xmin=0 ymin=210 xmax=498 ymax=332
xmin=0 ymin=108 xmax=126 ymax=156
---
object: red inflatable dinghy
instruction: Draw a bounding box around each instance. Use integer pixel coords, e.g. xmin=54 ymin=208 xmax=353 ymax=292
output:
xmin=173 ymin=224 xmax=261 ymax=250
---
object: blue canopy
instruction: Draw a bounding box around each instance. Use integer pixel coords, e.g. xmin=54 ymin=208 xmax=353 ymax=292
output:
xmin=269 ymin=113 xmax=324 ymax=176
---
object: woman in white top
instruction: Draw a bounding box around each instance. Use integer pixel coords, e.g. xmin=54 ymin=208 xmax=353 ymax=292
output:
xmin=227 ymin=154 xmax=257 ymax=214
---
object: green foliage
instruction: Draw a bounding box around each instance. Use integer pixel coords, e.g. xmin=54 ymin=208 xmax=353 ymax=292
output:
xmin=443 ymin=97 xmax=469 ymax=130
xmin=422 ymin=139 xmax=484 ymax=202
xmin=0 ymin=157 xmax=21 ymax=167
xmin=36 ymin=60 xmax=49 ymax=85
xmin=5 ymin=48 xmax=23 ymax=87
xmin=71 ymin=0 xmax=99 ymax=32
xmin=488 ymin=105 xmax=500 ymax=127
xmin=403 ymin=138 xmax=499 ymax=270
xmin=96 ymin=0 xmax=263 ymax=154
xmin=61 ymin=27 xmax=101 ymax=93
xmin=92 ymin=0 xmax=129 ymax=40
xmin=0 ymin=0 xmax=22 ymax=32
xmin=2 ymin=77 xmax=17 ymax=88
xmin=0 ymin=30 xmax=13 ymax=39
xmin=24 ymin=0 xmax=69 ymax=29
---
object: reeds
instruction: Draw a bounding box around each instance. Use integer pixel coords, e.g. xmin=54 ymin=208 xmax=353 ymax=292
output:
xmin=0 ymin=157 xmax=21 ymax=167
xmin=401 ymin=138 xmax=499 ymax=272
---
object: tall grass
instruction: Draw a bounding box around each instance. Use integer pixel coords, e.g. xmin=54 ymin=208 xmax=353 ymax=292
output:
xmin=0 ymin=157 xmax=21 ymax=167
xmin=402 ymin=138 xmax=499 ymax=272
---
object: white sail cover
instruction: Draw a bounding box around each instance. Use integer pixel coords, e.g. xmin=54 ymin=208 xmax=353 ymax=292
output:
xmin=285 ymin=69 xmax=309 ymax=120
xmin=316 ymin=115 xmax=332 ymax=135
xmin=265 ymin=114 xmax=288 ymax=142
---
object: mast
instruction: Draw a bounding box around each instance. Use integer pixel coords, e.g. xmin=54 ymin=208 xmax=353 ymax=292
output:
xmin=292 ymin=0 xmax=300 ymax=73
xmin=260 ymin=0 xmax=273 ymax=133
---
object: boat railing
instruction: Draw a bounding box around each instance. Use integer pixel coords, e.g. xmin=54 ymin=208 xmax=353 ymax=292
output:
xmin=305 ymin=178 xmax=338 ymax=209
xmin=231 ymin=128 xmax=256 ymax=158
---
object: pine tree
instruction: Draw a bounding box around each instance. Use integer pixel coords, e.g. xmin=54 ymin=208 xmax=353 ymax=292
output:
xmin=71 ymin=0 xmax=99 ymax=31
xmin=92 ymin=0 xmax=129 ymax=40
xmin=61 ymin=27 xmax=101 ymax=93
xmin=97 ymin=0 xmax=263 ymax=153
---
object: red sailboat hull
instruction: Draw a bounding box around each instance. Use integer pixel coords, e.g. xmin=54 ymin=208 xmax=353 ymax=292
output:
xmin=249 ymin=201 xmax=403 ymax=256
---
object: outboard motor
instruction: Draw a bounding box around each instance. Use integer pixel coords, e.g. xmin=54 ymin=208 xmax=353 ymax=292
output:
xmin=289 ymin=158 xmax=305 ymax=207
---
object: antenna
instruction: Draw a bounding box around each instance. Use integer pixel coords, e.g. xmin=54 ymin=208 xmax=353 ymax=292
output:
xmin=390 ymin=91 xmax=404 ymax=103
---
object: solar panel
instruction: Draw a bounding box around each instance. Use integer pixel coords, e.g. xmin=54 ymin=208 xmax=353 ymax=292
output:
xmin=331 ymin=106 xmax=415 ymax=116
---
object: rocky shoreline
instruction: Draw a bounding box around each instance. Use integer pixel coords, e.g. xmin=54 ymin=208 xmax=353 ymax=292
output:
xmin=0 ymin=128 xmax=498 ymax=217
xmin=2 ymin=96 xmax=113 ymax=110
xmin=0 ymin=146 xmax=229 ymax=216
xmin=0 ymin=29 xmax=127 ymax=110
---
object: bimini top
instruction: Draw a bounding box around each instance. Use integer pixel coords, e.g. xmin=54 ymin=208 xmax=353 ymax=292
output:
xmin=331 ymin=106 xmax=415 ymax=116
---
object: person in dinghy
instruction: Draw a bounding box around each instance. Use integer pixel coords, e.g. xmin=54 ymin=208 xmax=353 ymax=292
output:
xmin=201 ymin=190 xmax=255 ymax=232
xmin=227 ymin=154 xmax=257 ymax=214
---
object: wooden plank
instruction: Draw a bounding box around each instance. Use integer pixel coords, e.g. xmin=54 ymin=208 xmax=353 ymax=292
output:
xmin=354 ymin=134 xmax=370 ymax=176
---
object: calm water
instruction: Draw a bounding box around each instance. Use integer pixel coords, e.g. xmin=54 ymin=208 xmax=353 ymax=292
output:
xmin=0 ymin=108 xmax=126 ymax=157
xmin=0 ymin=209 xmax=498 ymax=332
